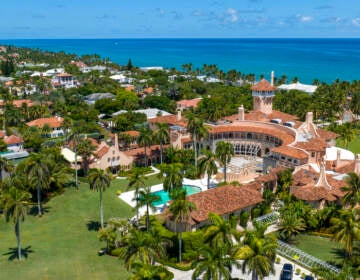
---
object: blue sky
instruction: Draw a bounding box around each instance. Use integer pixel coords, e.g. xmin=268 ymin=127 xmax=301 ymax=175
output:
xmin=2 ymin=0 xmax=360 ymax=38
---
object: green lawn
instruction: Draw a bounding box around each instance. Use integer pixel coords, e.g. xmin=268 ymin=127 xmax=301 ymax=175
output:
xmin=111 ymin=174 xmax=164 ymax=192
xmin=0 ymin=181 xmax=136 ymax=279
xmin=336 ymin=134 xmax=360 ymax=154
xmin=292 ymin=234 xmax=344 ymax=264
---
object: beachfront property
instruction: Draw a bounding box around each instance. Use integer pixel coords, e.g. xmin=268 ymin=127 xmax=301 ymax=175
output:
xmin=52 ymin=72 xmax=78 ymax=89
xmin=144 ymin=78 xmax=358 ymax=219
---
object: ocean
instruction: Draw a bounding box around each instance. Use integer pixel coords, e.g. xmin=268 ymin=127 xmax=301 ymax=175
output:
xmin=1 ymin=38 xmax=360 ymax=84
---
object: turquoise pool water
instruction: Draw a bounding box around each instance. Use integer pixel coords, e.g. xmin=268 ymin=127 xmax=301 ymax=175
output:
xmin=151 ymin=185 xmax=201 ymax=207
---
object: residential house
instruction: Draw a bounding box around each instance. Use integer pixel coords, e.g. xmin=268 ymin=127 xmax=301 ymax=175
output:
xmin=26 ymin=116 xmax=64 ymax=138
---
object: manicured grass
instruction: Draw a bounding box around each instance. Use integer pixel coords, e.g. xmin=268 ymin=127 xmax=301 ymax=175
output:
xmin=292 ymin=234 xmax=344 ymax=264
xmin=337 ymin=134 xmax=360 ymax=154
xmin=0 ymin=181 xmax=135 ymax=279
xmin=111 ymin=174 xmax=164 ymax=192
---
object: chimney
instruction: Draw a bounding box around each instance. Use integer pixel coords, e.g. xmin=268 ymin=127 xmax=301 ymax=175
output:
xmin=315 ymin=159 xmax=331 ymax=190
xmin=305 ymin=112 xmax=313 ymax=124
xmin=355 ymin=154 xmax=360 ymax=175
xmin=335 ymin=149 xmax=341 ymax=167
xmin=177 ymin=110 xmax=181 ymax=121
xmin=271 ymin=71 xmax=274 ymax=86
xmin=238 ymin=105 xmax=245 ymax=121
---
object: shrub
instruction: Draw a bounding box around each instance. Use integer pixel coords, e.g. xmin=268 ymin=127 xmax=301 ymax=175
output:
xmin=276 ymin=257 xmax=281 ymax=264
xmin=118 ymin=166 xmax=153 ymax=177
xmin=301 ymin=272 xmax=306 ymax=279
xmin=116 ymin=190 xmax=122 ymax=196
xmin=251 ymin=207 xmax=261 ymax=219
xmin=240 ymin=211 xmax=250 ymax=228
xmin=296 ymin=268 xmax=301 ymax=275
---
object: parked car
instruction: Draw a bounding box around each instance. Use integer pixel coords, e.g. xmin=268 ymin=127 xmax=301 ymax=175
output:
xmin=304 ymin=276 xmax=314 ymax=280
xmin=280 ymin=263 xmax=293 ymax=280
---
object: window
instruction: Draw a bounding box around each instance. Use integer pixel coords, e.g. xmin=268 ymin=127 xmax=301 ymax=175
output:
xmin=311 ymin=152 xmax=315 ymax=157
xmin=117 ymin=156 xmax=120 ymax=160
xmin=107 ymin=158 xmax=110 ymax=162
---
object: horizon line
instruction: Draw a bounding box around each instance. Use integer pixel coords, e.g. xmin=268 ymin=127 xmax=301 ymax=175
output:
xmin=1 ymin=37 xmax=360 ymax=40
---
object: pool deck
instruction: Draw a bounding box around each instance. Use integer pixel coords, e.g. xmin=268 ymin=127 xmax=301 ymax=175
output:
xmin=118 ymin=177 xmax=217 ymax=219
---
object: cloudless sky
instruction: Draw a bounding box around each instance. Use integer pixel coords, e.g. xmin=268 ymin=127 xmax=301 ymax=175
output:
xmin=2 ymin=0 xmax=360 ymax=38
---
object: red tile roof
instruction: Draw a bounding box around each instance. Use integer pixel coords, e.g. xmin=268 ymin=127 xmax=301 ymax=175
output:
xmin=182 ymin=185 xmax=263 ymax=225
xmin=251 ymin=79 xmax=276 ymax=91
xmin=294 ymin=138 xmax=327 ymax=151
xmin=3 ymin=135 xmax=22 ymax=145
xmin=123 ymin=144 xmax=164 ymax=157
xmin=26 ymin=117 xmax=63 ymax=128
xmin=208 ymin=123 xmax=295 ymax=145
xmin=291 ymin=169 xmax=346 ymax=202
xmin=148 ymin=115 xmax=187 ymax=127
xmin=122 ymin=130 xmax=140 ymax=137
xmin=57 ymin=72 xmax=73 ymax=77
xmin=272 ymin=146 xmax=309 ymax=160
xmin=96 ymin=146 xmax=109 ymax=158
xmin=177 ymin=98 xmax=202 ymax=109
xmin=0 ymin=99 xmax=35 ymax=108
xmin=317 ymin=129 xmax=339 ymax=141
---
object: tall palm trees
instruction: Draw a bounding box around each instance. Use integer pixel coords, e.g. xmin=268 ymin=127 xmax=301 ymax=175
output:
xmin=159 ymin=163 xmax=184 ymax=192
xmin=198 ymin=150 xmax=218 ymax=189
xmin=68 ymin=131 xmax=81 ymax=188
xmin=137 ymin=186 xmax=159 ymax=232
xmin=215 ymin=141 xmax=234 ymax=183
xmin=127 ymin=171 xmax=146 ymax=222
xmin=88 ymin=169 xmax=112 ymax=228
xmin=342 ymin=172 xmax=360 ymax=208
xmin=235 ymin=223 xmax=277 ymax=280
xmin=204 ymin=213 xmax=241 ymax=249
xmin=168 ymin=189 xmax=196 ymax=262
xmin=77 ymin=139 xmax=95 ymax=176
xmin=138 ymin=127 xmax=153 ymax=167
xmin=155 ymin=123 xmax=170 ymax=164
xmin=23 ymin=153 xmax=50 ymax=216
xmin=330 ymin=209 xmax=360 ymax=258
xmin=2 ymin=186 xmax=31 ymax=261
xmin=187 ymin=113 xmax=208 ymax=168
xmin=192 ymin=245 xmax=239 ymax=280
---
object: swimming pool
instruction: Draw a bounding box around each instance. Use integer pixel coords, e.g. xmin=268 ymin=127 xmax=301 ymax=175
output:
xmin=151 ymin=185 xmax=202 ymax=207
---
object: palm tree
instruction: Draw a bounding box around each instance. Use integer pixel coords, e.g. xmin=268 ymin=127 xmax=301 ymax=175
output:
xmin=77 ymin=139 xmax=96 ymax=176
xmin=41 ymin=123 xmax=52 ymax=137
xmin=215 ymin=141 xmax=234 ymax=183
xmin=198 ymin=149 xmax=218 ymax=189
xmin=278 ymin=210 xmax=306 ymax=242
xmin=137 ymin=185 xmax=159 ymax=232
xmin=2 ymin=186 xmax=31 ymax=261
xmin=24 ymin=153 xmax=50 ymax=216
xmin=192 ymin=245 xmax=240 ymax=280
xmin=342 ymin=172 xmax=360 ymax=208
xmin=187 ymin=113 xmax=208 ymax=168
xmin=235 ymin=225 xmax=277 ymax=280
xmin=67 ymin=130 xmax=81 ymax=188
xmin=330 ymin=209 xmax=360 ymax=258
xmin=159 ymin=163 xmax=184 ymax=192
xmin=127 ymin=171 xmax=146 ymax=222
xmin=88 ymin=169 xmax=112 ymax=228
xmin=168 ymin=189 xmax=196 ymax=262
xmin=204 ymin=213 xmax=241 ymax=249
xmin=138 ymin=127 xmax=153 ymax=167
xmin=0 ymin=157 xmax=14 ymax=182
xmin=156 ymin=123 xmax=170 ymax=164
xmin=119 ymin=229 xmax=167 ymax=270
xmin=312 ymin=265 xmax=355 ymax=280
xmin=339 ymin=123 xmax=356 ymax=148
xmin=129 ymin=262 xmax=173 ymax=280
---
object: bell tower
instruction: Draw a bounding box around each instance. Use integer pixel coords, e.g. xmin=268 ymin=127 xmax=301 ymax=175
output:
xmin=251 ymin=77 xmax=276 ymax=115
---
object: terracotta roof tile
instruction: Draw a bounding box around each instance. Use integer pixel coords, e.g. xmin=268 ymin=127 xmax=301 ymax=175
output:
xmin=271 ymin=146 xmax=309 ymax=159
xmin=317 ymin=129 xmax=339 ymax=140
xmin=26 ymin=116 xmax=63 ymax=128
xmin=251 ymin=79 xmax=276 ymax=91
xmin=96 ymin=146 xmax=109 ymax=158
xmin=123 ymin=145 xmax=164 ymax=157
xmin=122 ymin=130 xmax=140 ymax=137
xmin=3 ymin=135 xmax=23 ymax=145
xmin=148 ymin=115 xmax=187 ymax=127
xmin=177 ymin=98 xmax=202 ymax=109
xmin=183 ymin=185 xmax=263 ymax=225
xmin=294 ymin=138 xmax=327 ymax=151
